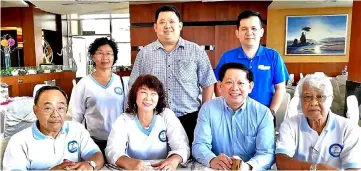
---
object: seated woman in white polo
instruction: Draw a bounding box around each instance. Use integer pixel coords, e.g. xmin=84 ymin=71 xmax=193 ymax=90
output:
xmin=105 ymin=74 xmax=190 ymax=171
xmin=3 ymin=86 xmax=104 ymax=170
xmin=276 ymin=73 xmax=361 ymax=170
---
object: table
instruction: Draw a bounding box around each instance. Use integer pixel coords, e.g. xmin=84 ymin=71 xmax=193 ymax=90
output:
xmin=100 ymin=159 xmax=212 ymax=170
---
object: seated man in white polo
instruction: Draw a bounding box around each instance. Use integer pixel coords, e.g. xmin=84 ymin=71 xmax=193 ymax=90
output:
xmin=3 ymin=86 xmax=104 ymax=170
xmin=276 ymin=73 xmax=361 ymax=170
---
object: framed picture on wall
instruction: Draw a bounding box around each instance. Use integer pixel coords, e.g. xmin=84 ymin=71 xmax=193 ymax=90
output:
xmin=285 ymin=14 xmax=348 ymax=55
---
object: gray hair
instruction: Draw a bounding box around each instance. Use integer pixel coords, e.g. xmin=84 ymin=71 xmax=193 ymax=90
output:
xmin=297 ymin=73 xmax=333 ymax=97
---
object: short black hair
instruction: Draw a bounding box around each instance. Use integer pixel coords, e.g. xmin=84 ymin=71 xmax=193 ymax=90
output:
xmin=236 ymin=10 xmax=263 ymax=29
xmin=88 ymin=37 xmax=118 ymax=66
xmin=34 ymin=86 xmax=68 ymax=105
xmin=155 ymin=5 xmax=181 ymax=22
xmin=219 ymin=63 xmax=254 ymax=82
xmin=126 ymin=74 xmax=166 ymax=115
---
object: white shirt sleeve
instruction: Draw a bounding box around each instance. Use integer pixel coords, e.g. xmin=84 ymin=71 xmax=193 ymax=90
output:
xmin=105 ymin=115 xmax=130 ymax=164
xmin=340 ymin=124 xmax=361 ymax=169
xmin=72 ymin=80 xmax=86 ymax=123
xmin=75 ymin=122 xmax=101 ymax=160
xmin=3 ymin=135 xmax=29 ymax=170
xmin=275 ymin=119 xmax=297 ymax=157
xmin=163 ymin=109 xmax=190 ymax=164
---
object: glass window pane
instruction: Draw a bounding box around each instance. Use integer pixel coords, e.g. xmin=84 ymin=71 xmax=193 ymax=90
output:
xmin=71 ymin=20 xmax=79 ymax=35
xmin=115 ymin=43 xmax=131 ymax=66
xmin=111 ymin=19 xmax=130 ymax=42
xmin=82 ymin=19 xmax=110 ymax=34
xmin=79 ymin=14 xmax=110 ymax=19
xmin=111 ymin=13 xmax=130 ymax=18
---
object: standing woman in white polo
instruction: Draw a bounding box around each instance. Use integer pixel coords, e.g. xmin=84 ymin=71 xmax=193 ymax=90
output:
xmin=73 ymin=37 xmax=128 ymax=157
xmin=276 ymin=73 xmax=361 ymax=170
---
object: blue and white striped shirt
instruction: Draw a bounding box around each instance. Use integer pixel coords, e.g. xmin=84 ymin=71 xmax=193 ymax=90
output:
xmin=129 ymin=38 xmax=217 ymax=116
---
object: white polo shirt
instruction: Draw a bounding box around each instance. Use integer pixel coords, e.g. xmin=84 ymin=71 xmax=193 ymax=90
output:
xmin=105 ymin=108 xmax=190 ymax=164
xmin=3 ymin=121 xmax=100 ymax=170
xmin=276 ymin=112 xmax=361 ymax=169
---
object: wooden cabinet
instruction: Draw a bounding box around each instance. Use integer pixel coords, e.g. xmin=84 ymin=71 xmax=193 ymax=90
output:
xmin=1 ymin=72 xmax=76 ymax=97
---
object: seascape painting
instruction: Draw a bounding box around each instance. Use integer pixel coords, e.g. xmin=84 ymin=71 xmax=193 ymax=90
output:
xmin=285 ymin=14 xmax=348 ymax=55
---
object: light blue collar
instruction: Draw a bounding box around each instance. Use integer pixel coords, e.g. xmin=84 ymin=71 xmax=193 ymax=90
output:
xmin=32 ymin=121 xmax=69 ymax=140
xmin=300 ymin=112 xmax=336 ymax=132
xmin=135 ymin=114 xmax=158 ymax=136
xmin=90 ymin=73 xmax=114 ymax=89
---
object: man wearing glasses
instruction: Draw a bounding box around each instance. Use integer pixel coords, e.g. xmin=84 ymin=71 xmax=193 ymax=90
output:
xmin=3 ymin=86 xmax=104 ymax=170
xmin=276 ymin=73 xmax=361 ymax=170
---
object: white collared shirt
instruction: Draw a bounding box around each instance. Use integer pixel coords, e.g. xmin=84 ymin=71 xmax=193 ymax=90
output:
xmin=276 ymin=112 xmax=361 ymax=169
xmin=3 ymin=121 xmax=100 ymax=170
xmin=105 ymin=108 xmax=190 ymax=164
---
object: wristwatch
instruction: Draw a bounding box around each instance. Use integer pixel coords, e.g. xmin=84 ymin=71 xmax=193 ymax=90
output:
xmin=87 ymin=161 xmax=96 ymax=170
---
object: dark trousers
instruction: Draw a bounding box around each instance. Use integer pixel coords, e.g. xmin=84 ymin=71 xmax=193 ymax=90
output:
xmin=91 ymin=137 xmax=108 ymax=163
xmin=178 ymin=111 xmax=198 ymax=150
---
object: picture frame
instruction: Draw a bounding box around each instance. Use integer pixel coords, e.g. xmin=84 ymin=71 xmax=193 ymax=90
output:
xmin=285 ymin=14 xmax=348 ymax=55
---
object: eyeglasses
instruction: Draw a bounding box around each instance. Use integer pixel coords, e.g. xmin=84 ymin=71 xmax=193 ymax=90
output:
xmin=302 ymin=95 xmax=329 ymax=102
xmin=94 ymin=52 xmax=114 ymax=57
xmin=40 ymin=105 xmax=68 ymax=115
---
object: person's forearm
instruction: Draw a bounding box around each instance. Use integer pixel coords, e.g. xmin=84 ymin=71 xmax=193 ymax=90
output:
xmin=87 ymin=152 xmax=104 ymax=170
xmin=269 ymin=84 xmax=286 ymax=111
xmin=276 ymin=154 xmax=311 ymax=170
xmin=168 ymin=154 xmax=183 ymax=164
xmin=115 ymin=156 xmax=135 ymax=169
xmin=202 ymin=85 xmax=214 ymax=104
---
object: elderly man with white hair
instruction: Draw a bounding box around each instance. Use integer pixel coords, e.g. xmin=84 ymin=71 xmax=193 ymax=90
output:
xmin=275 ymin=73 xmax=361 ymax=170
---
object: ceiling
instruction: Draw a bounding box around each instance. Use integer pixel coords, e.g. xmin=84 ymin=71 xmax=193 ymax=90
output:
xmin=1 ymin=0 xmax=28 ymax=7
xmin=0 ymin=0 xmax=354 ymax=15
xmin=269 ymin=0 xmax=353 ymax=9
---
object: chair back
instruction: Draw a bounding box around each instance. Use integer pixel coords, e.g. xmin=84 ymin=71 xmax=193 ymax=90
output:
xmin=275 ymin=92 xmax=291 ymax=131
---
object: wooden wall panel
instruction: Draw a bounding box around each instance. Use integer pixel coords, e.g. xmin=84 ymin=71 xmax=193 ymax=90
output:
xmin=215 ymin=25 xmax=240 ymax=66
xmin=215 ymin=1 xmax=270 ymax=21
xmin=21 ymin=7 xmax=36 ymax=66
xmin=130 ymin=27 xmax=157 ymax=46
xmin=285 ymin=62 xmax=347 ymax=82
xmin=1 ymin=8 xmax=22 ymax=27
xmin=182 ymin=2 xmax=215 ymax=22
xmin=131 ymin=51 xmax=138 ymax=65
xmin=206 ymin=51 xmax=215 ymax=68
xmin=130 ymin=3 xmax=183 ymax=23
xmin=348 ymin=1 xmax=361 ymax=82
xmin=182 ymin=26 xmax=215 ymax=45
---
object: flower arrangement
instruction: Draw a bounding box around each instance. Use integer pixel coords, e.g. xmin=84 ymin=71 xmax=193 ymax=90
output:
xmin=1 ymin=34 xmax=19 ymax=69
xmin=1 ymin=82 xmax=8 ymax=88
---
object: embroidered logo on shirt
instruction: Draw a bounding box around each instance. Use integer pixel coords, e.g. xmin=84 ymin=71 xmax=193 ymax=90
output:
xmin=68 ymin=140 xmax=79 ymax=153
xmin=158 ymin=130 xmax=167 ymax=142
xmin=258 ymin=65 xmax=271 ymax=70
xmin=329 ymin=143 xmax=343 ymax=157
xmin=114 ymin=87 xmax=123 ymax=95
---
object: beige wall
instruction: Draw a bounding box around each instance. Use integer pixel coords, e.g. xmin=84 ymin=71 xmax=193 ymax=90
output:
xmin=267 ymin=7 xmax=352 ymax=63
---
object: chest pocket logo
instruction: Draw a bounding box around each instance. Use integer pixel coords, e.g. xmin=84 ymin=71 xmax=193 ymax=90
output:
xmin=158 ymin=130 xmax=167 ymax=142
xmin=114 ymin=87 xmax=123 ymax=95
xmin=329 ymin=143 xmax=343 ymax=157
xmin=258 ymin=65 xmax=271 ymax=70
xmin=68 ymin=140 xmax=79 ymax=153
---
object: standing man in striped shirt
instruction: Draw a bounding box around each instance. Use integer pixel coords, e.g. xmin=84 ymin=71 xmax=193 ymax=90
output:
xmin=129 ymin=5 xmax=217 ymax=148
